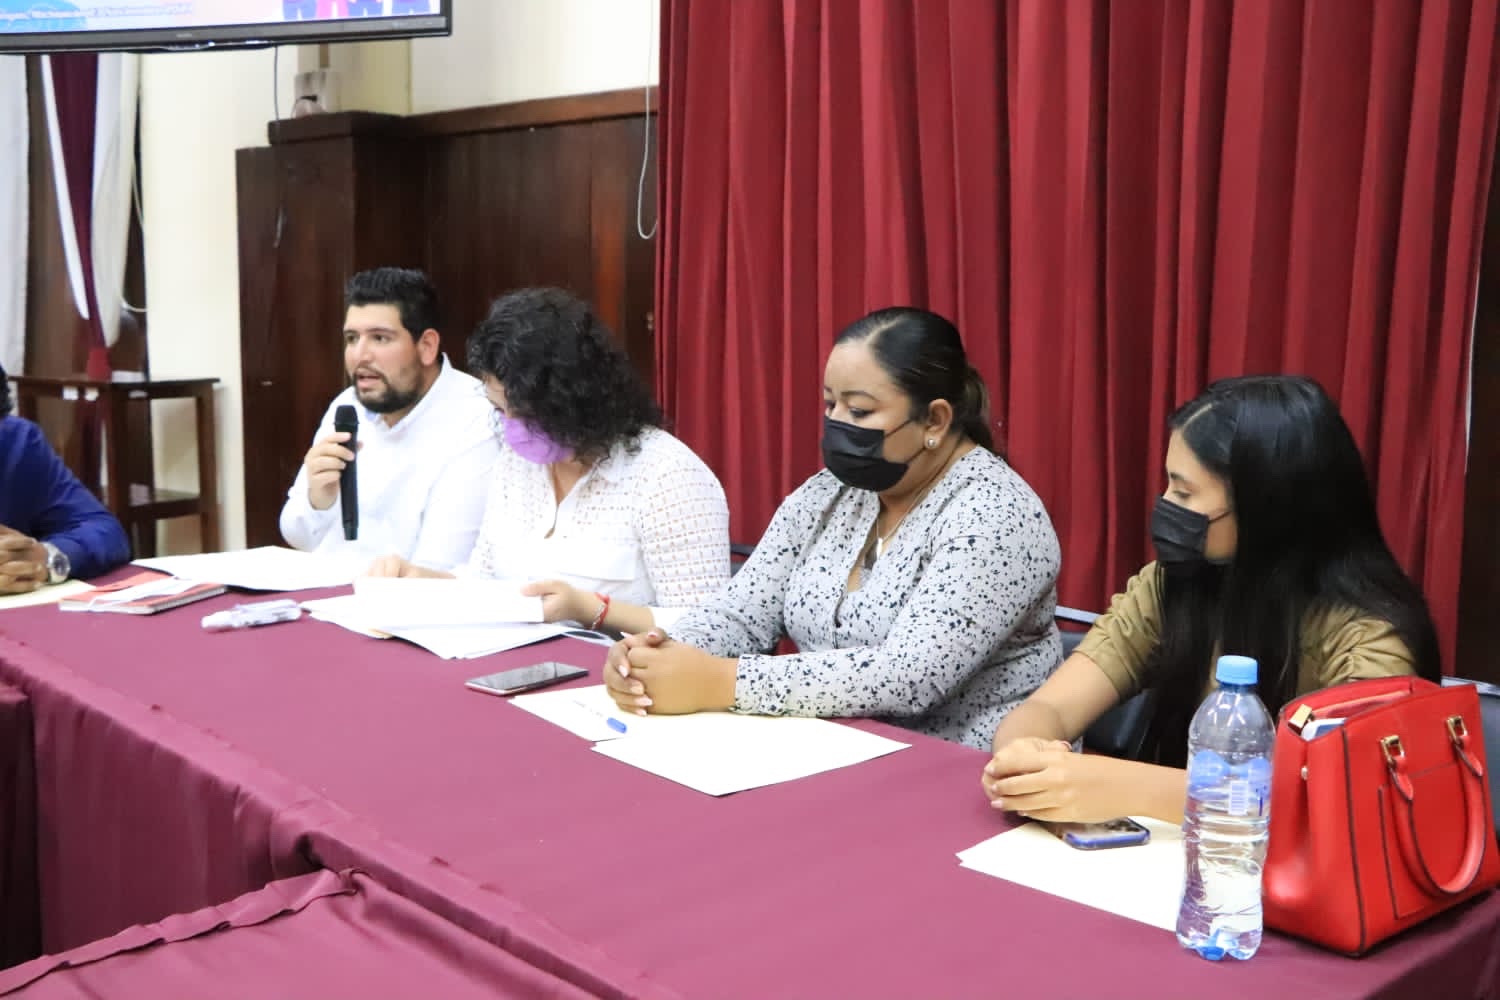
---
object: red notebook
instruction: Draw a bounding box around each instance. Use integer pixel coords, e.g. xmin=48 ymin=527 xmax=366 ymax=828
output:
xmin=58 ymin=571 xmax=228 ymax=615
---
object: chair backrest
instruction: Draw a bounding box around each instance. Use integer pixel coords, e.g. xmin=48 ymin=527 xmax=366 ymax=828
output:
xmin=1055 ymin=606 xmax=1156 ymax=760
xmin=1442 ymin=677 xmax=1500 ymax=830
xmin=1083 ymin=690 xmax=1155 ymax=760
xmin=729 ymin=543 xmax=755 ymax=576
xmin=1055 ymin=605 xmax=1094 ymax=659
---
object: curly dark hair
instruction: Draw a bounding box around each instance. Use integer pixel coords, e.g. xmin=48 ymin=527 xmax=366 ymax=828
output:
xmin=0 ymin=362 xmax=11 ymax=417
xmin=467 ymin=288 xmax=662 ymax=464
xmin=344 ymin=267 xmax=440 ymax=340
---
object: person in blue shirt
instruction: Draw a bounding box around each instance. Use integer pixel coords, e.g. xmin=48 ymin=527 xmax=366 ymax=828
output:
xmin=0 ymin=364 xmax=129 ymax=593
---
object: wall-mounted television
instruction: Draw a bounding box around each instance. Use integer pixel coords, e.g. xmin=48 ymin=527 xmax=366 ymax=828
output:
xmin=0 ymin=1 xmax=452 ymax=53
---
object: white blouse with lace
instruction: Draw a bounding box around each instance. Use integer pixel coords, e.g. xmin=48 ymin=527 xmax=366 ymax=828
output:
xmin=459 ymin=426 xmax=731 ymax=627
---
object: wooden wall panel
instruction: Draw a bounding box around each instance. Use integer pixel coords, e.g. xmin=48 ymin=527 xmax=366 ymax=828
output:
xmin=238 ymin=141 xmax=356 ymax=549
xmin=351 ymin=134 xmax=428 ymax=277
xmin=423 ymin=125 xmax=598 ymax=366
xmin=590 ymin=116 xmax=657 ymax=387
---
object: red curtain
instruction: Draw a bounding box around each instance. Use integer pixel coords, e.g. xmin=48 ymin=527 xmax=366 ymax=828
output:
xmin=44 ymin=53 xmax=112 ymax=497
xmin=45 ymin=52 xmax=109 ymax=381
xmin=657 ymin=0 xmax=1500 ymax=671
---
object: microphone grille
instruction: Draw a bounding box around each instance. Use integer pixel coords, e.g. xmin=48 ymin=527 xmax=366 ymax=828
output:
xmin=334 ymin=404 xmax=358 ymax=432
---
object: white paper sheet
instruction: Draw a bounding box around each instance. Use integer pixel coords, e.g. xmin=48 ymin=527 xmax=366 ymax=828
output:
xmin=957 ymin=818 xmax=1185 ymax=931
xmin=135 ymin=547 xmax=365 ymax=592
xmin=385 ymin=622 xmax=570 ymax=659
xmin=302 ymin=594 xmax=569 ymax=658
xmin=0 ymin=579 xmax=92 ymax=611
xmin=510 ymin=683 xmax=669 ymax=741
xmin=589 ymin=709 xmax=910 ymax=796
xmin=299 ymin=595 xmax=393 ymax=639
xmin=350 ymin=576 xmax=543 ymax=627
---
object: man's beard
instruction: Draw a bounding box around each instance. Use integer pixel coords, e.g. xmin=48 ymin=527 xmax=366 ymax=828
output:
xmin=354 ymin=374 xmax=420 ymax=414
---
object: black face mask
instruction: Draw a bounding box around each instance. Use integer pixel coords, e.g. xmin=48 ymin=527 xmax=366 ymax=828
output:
xmin=1150 ymin=497 xmax=1230 ymax=569
xmin=821 ymin=417 xmax=922 ymax=493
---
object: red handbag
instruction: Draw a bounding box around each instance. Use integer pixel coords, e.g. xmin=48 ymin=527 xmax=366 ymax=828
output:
xmin=1263 ymin=676 xmax=1500 ymax=954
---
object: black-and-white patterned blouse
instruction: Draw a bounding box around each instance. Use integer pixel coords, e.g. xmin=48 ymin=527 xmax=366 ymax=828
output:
xmin=671 ymin=448 xmax=1062 ymax=749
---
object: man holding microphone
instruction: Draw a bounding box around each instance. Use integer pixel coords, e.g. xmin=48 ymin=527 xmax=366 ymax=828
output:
xmin=279 ymin=268 xmax=495 ymax=571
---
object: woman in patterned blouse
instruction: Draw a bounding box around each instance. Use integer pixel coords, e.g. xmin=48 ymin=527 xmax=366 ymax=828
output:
xmin=603 ymin=307 xmax=1063 ymax=750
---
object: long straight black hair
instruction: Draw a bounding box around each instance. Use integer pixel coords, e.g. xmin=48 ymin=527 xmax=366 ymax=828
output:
xmin=1138 ymin=375 xmax=1440 ymax=766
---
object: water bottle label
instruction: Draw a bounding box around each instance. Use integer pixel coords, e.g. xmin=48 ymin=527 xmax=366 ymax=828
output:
xmin=1227 ymin=777 xmax=1250 ymax=816
xmin=1247 ymin=757 xmax=1272 ymax=817
xmin=1186 ymin=749 xmax=1228 ymax=790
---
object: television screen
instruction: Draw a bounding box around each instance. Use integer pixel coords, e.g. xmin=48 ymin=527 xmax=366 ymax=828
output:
xmin=0 ymin=1 xmax=452 ymax=53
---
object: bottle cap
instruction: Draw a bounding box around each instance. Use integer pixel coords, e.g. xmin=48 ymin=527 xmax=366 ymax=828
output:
xmin=1216 ymin=654 xmax=1258 ymax=686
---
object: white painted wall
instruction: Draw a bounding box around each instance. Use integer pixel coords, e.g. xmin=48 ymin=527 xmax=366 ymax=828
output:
xmin=139 ymin=47 xmax=298 ymax=553
xmin=139 ymin=0 xmax=658 ymax=553
xmin=410 ymin=0 xmax=657 ymax=113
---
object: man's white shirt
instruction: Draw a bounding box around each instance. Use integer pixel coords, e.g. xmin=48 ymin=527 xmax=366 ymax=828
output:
xmin=279 ymin=356 xmax=497 ymax=571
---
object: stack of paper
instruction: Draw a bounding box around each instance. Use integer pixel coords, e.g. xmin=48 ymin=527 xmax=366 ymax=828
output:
xmin=302 ymin=580 xmax=566 ymax=659
xmin=509 ymin=684 xmax=910 ymax=795
xmin=349 ymin=577 xmax=544 ymax=626
xmin=957 ymin=817 xmax=1185 ymax=930
xmin=135 ymin=546 xmax=367 ymax=592
xmin=387 ymin=621 xmax=570 ymax=659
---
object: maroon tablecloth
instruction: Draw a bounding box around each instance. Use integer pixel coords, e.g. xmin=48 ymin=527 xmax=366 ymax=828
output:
xmin=0 ymin=683 xmax=38 ymax=967
xmin=2 ymin=593 xmax=1499 ymax=999
xmin=0 ymin=868 xmax=590 ymax=998
xmin=0 ymin=634 xmax=324 ymax=954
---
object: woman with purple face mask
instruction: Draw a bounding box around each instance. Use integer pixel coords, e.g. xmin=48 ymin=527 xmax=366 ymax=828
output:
xmin=366 ymin=288 xmax=731 ymax=635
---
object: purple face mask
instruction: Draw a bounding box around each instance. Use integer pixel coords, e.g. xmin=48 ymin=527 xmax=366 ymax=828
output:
xmin=503 ymin=416 xmax=571 ymax=465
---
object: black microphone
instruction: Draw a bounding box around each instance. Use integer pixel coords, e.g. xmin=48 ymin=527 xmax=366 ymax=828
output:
xmin=334 ymin=404 xmax=359 ymax=540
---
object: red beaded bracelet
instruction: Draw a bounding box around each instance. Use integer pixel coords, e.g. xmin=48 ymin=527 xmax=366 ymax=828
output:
xmin=588 ymin=592 xmax=611 ymax=631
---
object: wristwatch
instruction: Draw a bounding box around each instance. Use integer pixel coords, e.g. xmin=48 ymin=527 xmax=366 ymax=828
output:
xmin=41 ymin=542 xmax=70 ymax=585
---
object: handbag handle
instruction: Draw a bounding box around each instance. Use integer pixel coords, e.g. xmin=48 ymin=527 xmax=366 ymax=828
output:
xmin=1385 ymin=714 xmax=1492 ymax=897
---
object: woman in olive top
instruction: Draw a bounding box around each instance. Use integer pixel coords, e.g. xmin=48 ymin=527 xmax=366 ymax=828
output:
xmin=982 ymin=375 xmax=1439 ymax=823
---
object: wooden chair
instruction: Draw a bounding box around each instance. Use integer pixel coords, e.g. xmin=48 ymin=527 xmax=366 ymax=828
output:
xmin=10 ymin=376 xmax=219 ymax=557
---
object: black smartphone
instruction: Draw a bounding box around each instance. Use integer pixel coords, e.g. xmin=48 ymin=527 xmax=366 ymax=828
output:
xmin=1044 ymin=817 xmax=1152 ymax=850
xmin=465 ymin=661 xmax=589 ymax=697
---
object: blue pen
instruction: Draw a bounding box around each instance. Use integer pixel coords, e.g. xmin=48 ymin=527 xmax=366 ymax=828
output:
xmin=573 ymin=698 xmax=629 ymax=735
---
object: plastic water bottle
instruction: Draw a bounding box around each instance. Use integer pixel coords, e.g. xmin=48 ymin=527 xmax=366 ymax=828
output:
xmin=1176 ymin=654 xmax=1274 ymax=960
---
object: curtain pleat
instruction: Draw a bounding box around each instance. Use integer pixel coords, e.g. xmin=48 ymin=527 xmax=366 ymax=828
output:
xmin=656 ymin=0 xmax=1500 ymax=669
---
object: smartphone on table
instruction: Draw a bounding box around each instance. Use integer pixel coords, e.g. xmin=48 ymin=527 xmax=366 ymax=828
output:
xmin=1044 ymin=817 xmax=1152 ymax=850
xmin=465 ymin=661 xmax=589 ymax=697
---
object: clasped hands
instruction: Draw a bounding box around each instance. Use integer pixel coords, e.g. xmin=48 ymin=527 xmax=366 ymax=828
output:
xmin=602 ymin=630 xmax=738 ymax=717
xmin=0 ymin=526 xmax=48 ymax=595
xmin=981 ymin=737 xmax=1137 ymax=824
